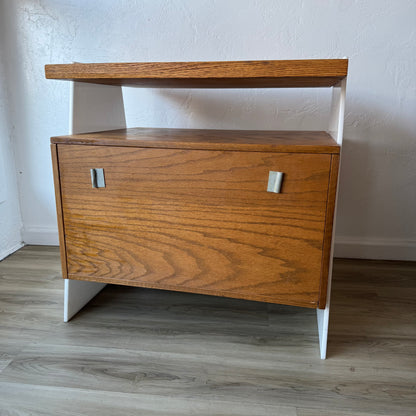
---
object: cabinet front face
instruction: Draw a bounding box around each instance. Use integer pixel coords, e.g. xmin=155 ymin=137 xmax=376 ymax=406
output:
xmin=57 ymin=144 xmax=332 ymax=308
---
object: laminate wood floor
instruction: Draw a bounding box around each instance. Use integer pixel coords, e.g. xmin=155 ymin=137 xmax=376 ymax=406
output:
xmin=0 ymin=246 xmax=415 ymax=415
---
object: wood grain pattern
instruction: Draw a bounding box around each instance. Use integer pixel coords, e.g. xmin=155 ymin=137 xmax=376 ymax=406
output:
xmin=318 ymin=154 xmax=340 ymax=307
xmin=58 ymin=145 xmax=332 ymax=308
xmin=50 ymin=144 xmax=68 ymax=279
xmin=51 ymin=128 xmax=340 ymax=154
xmin=1 ymin=246 xmax=415 ymax=415
xmin=45 ymin=59 xmax=348 ymax=88
xmin=0 ymin=382 xmax=296 ymax=416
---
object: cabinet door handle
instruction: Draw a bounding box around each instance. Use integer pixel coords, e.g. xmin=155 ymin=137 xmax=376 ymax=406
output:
xmin=90 ymin=168 xmax=105 ymax=188
xmin=267 ymin=171 xmax=284 ymax=193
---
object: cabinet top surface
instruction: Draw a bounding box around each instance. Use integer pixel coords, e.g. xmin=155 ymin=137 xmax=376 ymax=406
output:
xmin=51 ymin=128 xmax=340 ymax=154
xmin=45 ymin=59 xmax=348 ymax=88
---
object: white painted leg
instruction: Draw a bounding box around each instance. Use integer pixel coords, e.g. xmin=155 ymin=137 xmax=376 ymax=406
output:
xmin=64 ymin=79 xmax=126 ymax=322
xmin=64 ymin=280 xmax=106 ymax=322
xmin=317 ymin=252 xmax=335 ymax=359
xmin=318 ymin=77 xmax=347 ymax=358
xmin=317 ymin=308 xmax=329 ymax=359
xmin=317 ymin=241 xmax=336 ymax=359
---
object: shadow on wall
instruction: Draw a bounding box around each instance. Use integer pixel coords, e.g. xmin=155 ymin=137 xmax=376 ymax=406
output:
xmin=336 ymin=114 xmax=416 ymax=244
xmin=4 ymin=1 xmax=59 ymax=236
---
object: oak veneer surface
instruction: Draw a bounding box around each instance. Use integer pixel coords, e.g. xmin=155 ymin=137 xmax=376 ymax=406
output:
xmin=45 ymin=59 xmax=348 ymax=88
xmin=1 ymin=246 xmax=415 ymax=415
xmin=51 ymin=128 xmax=340 ymax=154
xmin=50 ymin=144 xmax=68 ymax=279
xmin=318 ymin=154 xmax=340 ymax=307
xmin=57 ymin=144 xmax=333 ymax=308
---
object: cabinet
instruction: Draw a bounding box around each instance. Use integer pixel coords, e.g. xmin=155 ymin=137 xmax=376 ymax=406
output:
xmin=46 ymin=59 xmax=347 ymax=358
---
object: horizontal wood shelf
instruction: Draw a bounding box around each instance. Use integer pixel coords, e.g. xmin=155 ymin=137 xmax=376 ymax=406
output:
xmin=51 ymin=128 xmax=340 ymax=154
xmin=45 ymin=59 xmax=348 ymax=88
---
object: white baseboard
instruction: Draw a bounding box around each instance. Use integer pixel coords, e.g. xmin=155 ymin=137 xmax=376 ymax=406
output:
xmin=0 ymin=242 xmax=24 ymax=261
xmin=334 ymin=236 xmax=416 ymax=261
xmin=22 ymin=226 xmax=59 ymax=246
xmin=21 ymin=227 xmax=416 ymax=262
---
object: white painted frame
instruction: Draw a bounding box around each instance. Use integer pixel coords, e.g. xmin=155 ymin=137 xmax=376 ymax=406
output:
xmin=64 ymin=80 xmax=126 ymax=322
xmin=317 ymin=78 xmax=347 ymax=358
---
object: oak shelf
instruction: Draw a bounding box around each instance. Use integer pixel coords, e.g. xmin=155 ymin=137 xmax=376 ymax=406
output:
xmin=51 ymin=128 xmax=340 ymax=154
xmin=45 ymin=59 xmax=348 ymax=88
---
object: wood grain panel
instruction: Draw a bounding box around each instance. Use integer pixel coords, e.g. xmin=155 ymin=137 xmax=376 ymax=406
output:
xmin=318 ymin=154 xmax=340 ymax=308
xmin=45 ymin=59 xmax=348 ymax=88
xmin=51 ymin=128 xmax=340 ymax=154
xmin=58 ymin=145 xmax=332 ymax=308
xmin=50 ymin=144 xmax=67 ymax=279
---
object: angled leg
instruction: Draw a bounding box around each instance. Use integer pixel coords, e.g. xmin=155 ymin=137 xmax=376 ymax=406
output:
xmin=64 ymin=80 xmax=126 ymax=322
xmin=317 ymin=78 xmax=346 ymax=358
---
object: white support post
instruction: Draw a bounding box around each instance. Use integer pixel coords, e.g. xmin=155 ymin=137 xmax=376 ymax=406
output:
xmin=317 ymin=78 xmax=347 ymax=358
xmin=328 ymin=78 xmax=347 ymax=146
xmin=64 ymin=80 xmax=126 ymax=322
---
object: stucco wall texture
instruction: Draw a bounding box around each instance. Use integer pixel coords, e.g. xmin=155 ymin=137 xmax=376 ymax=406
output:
xmin=1 ymin=0 xmax=415 ymax=260
xmin=0 ymin=4 xmax=23 ymax=259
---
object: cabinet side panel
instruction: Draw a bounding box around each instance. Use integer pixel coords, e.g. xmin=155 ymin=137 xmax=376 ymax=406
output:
xmin=51 ymin=144 xmax=68 ymax=278
xmin=318 ymin=154 xmax=340 ymax=308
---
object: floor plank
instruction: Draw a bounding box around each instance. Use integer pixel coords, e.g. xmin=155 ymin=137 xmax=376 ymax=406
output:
xmin=0 ymin=382 xmax=296 ymax=416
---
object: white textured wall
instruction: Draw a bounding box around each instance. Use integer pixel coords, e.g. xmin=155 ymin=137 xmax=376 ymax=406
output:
xmin=2 ymin=0 xmax=416 ymax=259
xmin=0 ymin=2 xmax=23 ymax=259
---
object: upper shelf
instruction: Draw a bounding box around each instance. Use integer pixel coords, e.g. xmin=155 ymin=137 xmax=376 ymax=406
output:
xmin=45 ymin=59 xmax=348 ymax=88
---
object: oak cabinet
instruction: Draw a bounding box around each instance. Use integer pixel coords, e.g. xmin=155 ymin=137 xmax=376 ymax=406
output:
xmin=47 ymin=59 xmax=347 ymax=358
xmin=52 ymin=129 xmax=339 ymax=309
